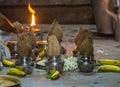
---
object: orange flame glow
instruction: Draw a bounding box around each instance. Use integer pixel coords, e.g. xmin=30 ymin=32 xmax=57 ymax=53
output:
xmin=28 ymin=3 xmax=36 ymax=26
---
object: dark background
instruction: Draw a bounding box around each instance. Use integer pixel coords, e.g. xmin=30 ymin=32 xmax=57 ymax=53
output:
xmin=0 ymin=0 xmax=94 ymax=24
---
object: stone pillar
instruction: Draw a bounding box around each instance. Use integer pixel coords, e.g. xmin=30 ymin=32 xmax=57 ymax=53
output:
xmin=92 ymin=0 xmax=114 ymax=35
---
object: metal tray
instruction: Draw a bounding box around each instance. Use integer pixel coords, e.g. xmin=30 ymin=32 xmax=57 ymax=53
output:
xmin=0 ymin=75 xmax=20 ymax=87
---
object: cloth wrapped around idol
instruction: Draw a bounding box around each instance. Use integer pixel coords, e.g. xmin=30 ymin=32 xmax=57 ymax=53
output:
xmin=0 ymin=41 xmax=11 ymax=59
xmin=74 ymin=27 xmax=94 ymax=57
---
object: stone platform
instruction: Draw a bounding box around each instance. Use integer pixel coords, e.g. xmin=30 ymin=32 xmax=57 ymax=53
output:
xmin=2 ymin=24 xmax=120 ymax=87
xmin=10 ymin=24 xmax=120 ymax=60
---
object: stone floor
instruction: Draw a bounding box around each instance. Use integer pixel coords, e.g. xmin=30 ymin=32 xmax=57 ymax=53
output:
xmin=1 ymin=24 xmax=120 ymax=87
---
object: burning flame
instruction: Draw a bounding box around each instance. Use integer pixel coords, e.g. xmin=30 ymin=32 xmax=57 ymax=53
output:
xmin=28 ymin=3 xmax=36 ymax=26
xmin=31 ymin=14 xmax=35 ymax=27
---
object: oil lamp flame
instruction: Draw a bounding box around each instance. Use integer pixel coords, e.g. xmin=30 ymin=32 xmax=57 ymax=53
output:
xmin=28 ymin=3 xmax=36 ymax=27
xmin=31 ymin=14 xmax=35 ymax=27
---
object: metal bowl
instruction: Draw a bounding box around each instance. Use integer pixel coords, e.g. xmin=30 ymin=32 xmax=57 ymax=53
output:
xmin=45 ymin=56 xmax=64 ymax=73
xmin=77 ymin=57 xmax=96 ymax=73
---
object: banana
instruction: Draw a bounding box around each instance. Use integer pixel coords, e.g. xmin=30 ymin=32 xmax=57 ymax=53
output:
xmin=98 ymin=65 xmax=120 ymax=72
xmin=38 ymin=49 xmax=45 ymax=57
xmin=51 ymin=71 xmax=60 ymax=80
xmin=2 ymin=59 xmax=15 ymax=67
xmin=7 ymin=68 xmax=26 ymax=77
xmin=15 ymin=65 xmax=24 ymax=71
xmin=98 ymin=59 xmax=120 ymax=66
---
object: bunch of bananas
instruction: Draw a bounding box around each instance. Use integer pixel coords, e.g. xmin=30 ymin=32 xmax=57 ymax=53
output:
xmin=98 ymin=59 xmax=120 ymax=72
xmin=2 ymin=59 xmax=26 ymax=77
xmin=7 ymin=68 xmax=26 ymax=77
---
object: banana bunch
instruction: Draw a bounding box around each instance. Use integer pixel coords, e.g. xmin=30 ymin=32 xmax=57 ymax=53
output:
xmin=98 ymin=59 xmax=120 ymax=66
xmin=98 ymin=59 xmax=120 ymax=72
xmin=7 ymin=68 xmax=26 ymax=77
xmin=2 ymin=59 xmax=15 ymax=67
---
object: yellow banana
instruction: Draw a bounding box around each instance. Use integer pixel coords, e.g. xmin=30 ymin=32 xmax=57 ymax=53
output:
xmin=15 ymin=65 xmax=24 ymax=71
xmin=7 ymin=68 xmax=26 ymax=77
xmin=51 ymin=71 xmax=60 ymax=80
xmin=98 ymin=65 xmax=120 ymax=72
xmin=2 ymin=59 xmax=15 ymax=67
xmin=38 ymin=49 xmax=45 ymax=57
xmin=98 ymin=59 xmax=120 ymax=66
